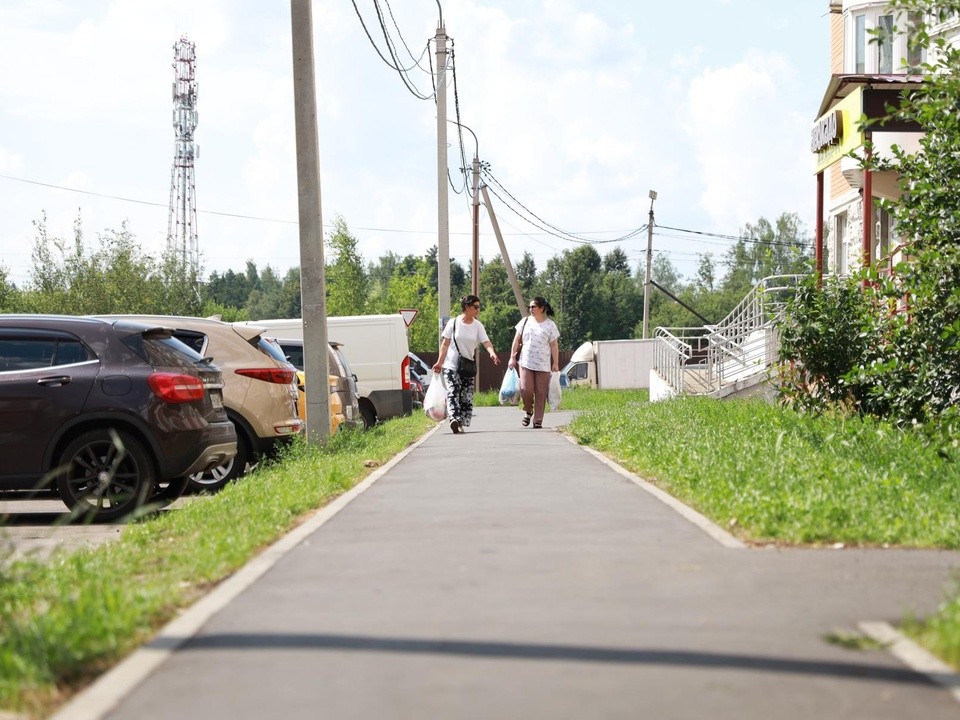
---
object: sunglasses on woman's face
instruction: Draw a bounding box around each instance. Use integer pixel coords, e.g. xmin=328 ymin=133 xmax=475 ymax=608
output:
xmin=471 ymin=303 xmax=481 ymax=309
xmin=528 ymin=304 xmax=538 ymax=309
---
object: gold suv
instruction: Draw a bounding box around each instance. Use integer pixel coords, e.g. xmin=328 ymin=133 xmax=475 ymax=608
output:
xmin=94 ymin=315 xmax=302 ymax=492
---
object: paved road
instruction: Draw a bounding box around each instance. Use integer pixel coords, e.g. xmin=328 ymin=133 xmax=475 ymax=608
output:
xmin=0 ymin=496 xmax=197 ymax=566
xmin=57 ymin=407 xmax=960 ymax=719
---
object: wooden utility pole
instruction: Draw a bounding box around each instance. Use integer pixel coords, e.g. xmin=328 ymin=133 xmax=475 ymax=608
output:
xmin=642 ymin=190 xmax=657 ymax=339
xmin=481 ymin=185 xmax=527 ymax=318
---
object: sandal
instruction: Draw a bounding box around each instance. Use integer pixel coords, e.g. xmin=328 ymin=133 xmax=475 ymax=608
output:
xmin=521 ymin=413 xmax=532 ymax=427
xmin=533 ymin=422 xmax=542 ymax=429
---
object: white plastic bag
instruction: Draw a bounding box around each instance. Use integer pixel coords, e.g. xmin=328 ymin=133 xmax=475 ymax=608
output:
xmin=423 ymin=372 xmax=447 ymax=421
xmin=498 ymin=368 xmax=521 ymax=405
xmin=548 ymin=371 xmax=562 ymax=411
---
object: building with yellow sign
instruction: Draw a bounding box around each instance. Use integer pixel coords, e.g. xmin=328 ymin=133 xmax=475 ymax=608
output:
xmin=812 ymin=2 xmax=959 ymax=278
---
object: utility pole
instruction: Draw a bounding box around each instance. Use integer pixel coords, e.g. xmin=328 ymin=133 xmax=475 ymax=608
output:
xmin=291 ymin=0 xmax=330 ymax=444
xmin=435 ymin=25 xmax=451 ymax=336
xmin=471 ymin=156 xmax=480 ymax=296
xmin=642 ymin=189 xmax=657 ymax=339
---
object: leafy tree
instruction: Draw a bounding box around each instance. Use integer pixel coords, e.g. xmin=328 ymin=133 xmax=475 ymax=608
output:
xmin=603 ymin=248 xmax=630 ymax=275
xmin=695 ymin=253 xmax=716 ymax=292
xmin=325 ymin=216 xmax=367 ymax=316
xmin=515 ymin=251 xmax=537 ymax=294
xmin=21 ymin=215 xmax=199 ymax=315
xmin=245 ymin=265 xmax=286 ymax=320
xmin=206 ymin=268 xmax=254 ymax=309
xmin=541 ymin=245 xmax=602 ymax=348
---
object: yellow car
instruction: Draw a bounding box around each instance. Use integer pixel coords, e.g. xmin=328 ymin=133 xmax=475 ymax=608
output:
xmin=295 ymin=369 xmax=346 ymax=434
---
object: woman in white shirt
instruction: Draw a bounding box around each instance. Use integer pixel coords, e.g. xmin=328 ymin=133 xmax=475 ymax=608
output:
xmin=432 ymin=294 xmax=500 ymax=434
xmin=507 ymin=296 xmax=560 ymax=429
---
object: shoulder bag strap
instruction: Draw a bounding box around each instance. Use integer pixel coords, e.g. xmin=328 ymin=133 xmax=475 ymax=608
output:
xmin=452 ymin=317 xmax=462 ymax=356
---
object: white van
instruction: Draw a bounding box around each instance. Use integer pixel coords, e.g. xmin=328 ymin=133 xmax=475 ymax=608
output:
xmin=236 ymin=315 xmax=413 ymax=428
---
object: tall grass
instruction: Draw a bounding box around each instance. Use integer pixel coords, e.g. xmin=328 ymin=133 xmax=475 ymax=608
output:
xmin=0 ymin=413 xmax=433 ymax=718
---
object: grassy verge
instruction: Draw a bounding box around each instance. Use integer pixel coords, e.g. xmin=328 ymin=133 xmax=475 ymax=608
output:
xmin=563 ymin=389 xmax=960 ymax=670
xmin=567 ymin=393 xmax=960 ymax=547
xmin=0 ymin=412 xmax=433 ymax=718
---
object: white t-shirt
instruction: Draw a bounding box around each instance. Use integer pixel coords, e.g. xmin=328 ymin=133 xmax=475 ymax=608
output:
xmin=442 ymin=316 xmax=490 ymax=371
xmin=516 ymin=317 xmax=560 ymax=372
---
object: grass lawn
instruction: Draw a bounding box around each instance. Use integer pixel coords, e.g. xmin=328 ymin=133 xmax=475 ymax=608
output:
xmin=0 ymin=412 xmax=433 ymax=719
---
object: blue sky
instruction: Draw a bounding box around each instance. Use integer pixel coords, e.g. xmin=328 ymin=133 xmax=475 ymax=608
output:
xmin=0 ymin=1 xmax=830 ymax=288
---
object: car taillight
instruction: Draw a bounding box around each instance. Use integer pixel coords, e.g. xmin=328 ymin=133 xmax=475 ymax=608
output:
xmin=401 ymin=355 xmax=411 ymax=390
xmin=148 ymin=372 xmax=205 ymax=403
xmin=235 ymin=368 xmax=296 ymax=384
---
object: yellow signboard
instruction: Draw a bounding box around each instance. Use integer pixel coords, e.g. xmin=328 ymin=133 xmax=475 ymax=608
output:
xmin=812 ymin=86 xmax=865 ymax=174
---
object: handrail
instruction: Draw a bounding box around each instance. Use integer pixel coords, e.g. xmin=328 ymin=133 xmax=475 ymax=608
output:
xmin=651 ymin=275 xmax=803 ymax=397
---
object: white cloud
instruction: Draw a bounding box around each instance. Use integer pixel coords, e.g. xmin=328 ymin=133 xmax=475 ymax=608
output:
xmin=682 ymin=50 xmax=813 ymax=233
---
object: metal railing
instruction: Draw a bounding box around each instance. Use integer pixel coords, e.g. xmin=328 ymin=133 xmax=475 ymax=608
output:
xmin=652 ymin=275 xmax=803 ymax=397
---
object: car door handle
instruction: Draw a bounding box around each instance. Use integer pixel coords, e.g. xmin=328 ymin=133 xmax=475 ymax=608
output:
xmin=37 ymin=375 xmax=72 ymax=387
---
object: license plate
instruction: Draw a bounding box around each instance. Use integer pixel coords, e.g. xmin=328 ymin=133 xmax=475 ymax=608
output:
xmin=211 ymin=391 xmax=223 ymax=410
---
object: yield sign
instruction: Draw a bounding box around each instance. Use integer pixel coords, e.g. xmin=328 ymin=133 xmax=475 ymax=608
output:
xmin=399 ymin=308 xmax=419 ymax=327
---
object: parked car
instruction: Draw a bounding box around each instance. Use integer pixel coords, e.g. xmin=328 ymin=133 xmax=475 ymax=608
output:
xmin=0 ymin=315 xmax=236 ymax=521
xmin=237 ymin=315 xmax=413 ymax=428
xmin=269 ymin=337 xmax=361 ymax=432
xmin=407 ymin=352 xmax=432 ymax=389
xmin=260 ymin=337 xmax=347 ymax=434
xmin=94 ymin=315 xmax=302 ymax=492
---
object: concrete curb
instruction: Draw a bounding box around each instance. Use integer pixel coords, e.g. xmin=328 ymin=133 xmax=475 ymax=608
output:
xmin=858 ymin=621 xmax=960 ymax=705
xmin=50 ymin=422 xmax=443 ymax=720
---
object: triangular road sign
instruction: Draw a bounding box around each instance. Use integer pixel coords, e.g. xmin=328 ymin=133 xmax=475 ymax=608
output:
xmin=399 ymin=309 xmax=419 ymax=327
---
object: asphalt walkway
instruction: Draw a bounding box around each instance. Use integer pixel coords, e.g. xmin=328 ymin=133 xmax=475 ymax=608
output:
xmin=55 ymin=406 xmax=960 ymax=719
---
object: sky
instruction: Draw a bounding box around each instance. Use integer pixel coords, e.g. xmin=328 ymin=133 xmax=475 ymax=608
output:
xmin=0 ymin=0 xmax=830 ymax=290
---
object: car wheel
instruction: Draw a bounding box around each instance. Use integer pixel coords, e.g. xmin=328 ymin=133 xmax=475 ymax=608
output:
xmin=187 ymin=432 xmax=249 ymax=494
xmin=359 ymin=403 xmax=376 ymax=430
xmin=55 ymin=429 xmax=155 ymax=523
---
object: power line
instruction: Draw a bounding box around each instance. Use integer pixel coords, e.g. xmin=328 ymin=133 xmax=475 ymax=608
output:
xmin=481 ymin=170 xmax=646 ymax=246
xmin=349 ymin=0 xmax=434 ymax=100
xmin=655 ymin=224 xmax=813 ymax=249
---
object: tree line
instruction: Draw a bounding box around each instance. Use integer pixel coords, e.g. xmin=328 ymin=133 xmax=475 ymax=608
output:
xmin=0 ymin=212 xmax=813 ymax=354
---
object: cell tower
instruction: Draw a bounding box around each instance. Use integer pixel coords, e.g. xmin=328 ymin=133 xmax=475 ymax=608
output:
xmin=167 ymin=35 xmax=199 ymax=275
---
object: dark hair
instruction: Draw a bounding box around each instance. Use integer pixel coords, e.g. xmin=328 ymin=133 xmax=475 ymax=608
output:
xmin=529 ymin=296 xmax=555 ymax=316
xmin=461 ymin=294 xmax=481 ymax=310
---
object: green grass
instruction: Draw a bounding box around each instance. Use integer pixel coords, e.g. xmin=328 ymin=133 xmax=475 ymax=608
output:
xmin=0 ymin=413 xmax=433 ymax=718
xmin=568 ymin=394 xmax=960 ymax=548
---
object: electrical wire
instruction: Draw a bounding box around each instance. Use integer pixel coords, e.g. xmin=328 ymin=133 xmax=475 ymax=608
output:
xmin=481 ymin=169 xmax=646 ymax=245
xmin=350 ymin=0 xmax=434 ymax=100
xmin=655 ymin=224 xmax=813 ymax=250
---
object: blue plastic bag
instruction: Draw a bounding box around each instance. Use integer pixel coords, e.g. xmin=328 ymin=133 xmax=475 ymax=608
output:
xmin=498 ymin=368 xmax=521 ymax=405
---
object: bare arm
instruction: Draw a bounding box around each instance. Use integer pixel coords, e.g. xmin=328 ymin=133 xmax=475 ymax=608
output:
xmin=550 ymin=339 xmax=559 ymax=372
xmin=482 ymin=340 xmax=500 ymax=366
xmin=507 ymin=330 xmax=522 ymax=369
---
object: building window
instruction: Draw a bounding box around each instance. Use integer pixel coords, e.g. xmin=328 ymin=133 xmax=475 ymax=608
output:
xmin=907 ymin=11 xmax=923 ymax=68
xmin=878 ymin=15 xmax=894 ymax=72
xmin=834 ymin=213 xmax=848 ymax=276
xmin=855 ymin=14 xmax=867 ymax=72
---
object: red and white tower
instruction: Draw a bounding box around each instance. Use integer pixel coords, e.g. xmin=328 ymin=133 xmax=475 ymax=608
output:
xmin=167 ymin=35 xmax=199 ymax=274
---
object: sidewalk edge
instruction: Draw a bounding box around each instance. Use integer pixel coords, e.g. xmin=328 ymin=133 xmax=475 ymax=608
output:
xmin=50 ymin=422 xmax=443 ymax=720
xmin=858 ymin=621 xmax=960 ymax=705
xmin=561 ymin=431 xmax=746 ymax=549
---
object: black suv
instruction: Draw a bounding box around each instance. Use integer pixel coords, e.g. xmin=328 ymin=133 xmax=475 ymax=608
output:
xmin=0 ymin=315 xmax=237 ymax=521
